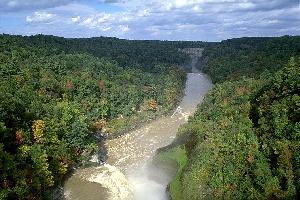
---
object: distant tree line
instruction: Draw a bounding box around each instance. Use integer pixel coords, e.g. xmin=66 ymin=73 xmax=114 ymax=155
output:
xmin=202 ymin=36 xmax=300 ymax=82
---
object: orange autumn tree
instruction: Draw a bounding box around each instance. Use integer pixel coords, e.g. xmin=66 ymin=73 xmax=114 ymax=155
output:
xmin=15 ymin=129 xmax=24 ymax=144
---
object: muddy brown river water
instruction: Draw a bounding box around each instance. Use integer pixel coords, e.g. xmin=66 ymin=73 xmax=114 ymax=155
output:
xmin=64 ymin=49 xmax=213 ymax=200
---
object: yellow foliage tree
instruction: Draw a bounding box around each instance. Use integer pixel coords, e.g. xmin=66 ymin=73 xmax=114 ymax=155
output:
xmin=148 ymin=99 xmax=158 ymax=111
xmin=32 ymin=120 xmax=45 ymax=143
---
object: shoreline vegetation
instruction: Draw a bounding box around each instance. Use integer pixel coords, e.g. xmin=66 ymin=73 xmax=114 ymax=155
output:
xmin=155 ymin=36 xmax=300 ymax=200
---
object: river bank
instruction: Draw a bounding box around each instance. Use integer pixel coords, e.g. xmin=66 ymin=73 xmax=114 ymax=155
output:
xmin=63 ymin=48 xmax=212 ymax=200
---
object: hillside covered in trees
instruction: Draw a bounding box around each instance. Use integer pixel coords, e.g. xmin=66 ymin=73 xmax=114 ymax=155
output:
xmin=202 ymin=36 xmax=300 ymax=83
xmin=1 ymin=34 xmax=300 ymax=200
xmin=0 ymin=34 xmax=202 ymax=199
xmin=160 ymin=36 xmax=300 ymax=200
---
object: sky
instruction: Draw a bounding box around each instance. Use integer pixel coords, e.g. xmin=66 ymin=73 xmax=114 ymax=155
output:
xmin=0 ymin=0 xmax=299 ymax=41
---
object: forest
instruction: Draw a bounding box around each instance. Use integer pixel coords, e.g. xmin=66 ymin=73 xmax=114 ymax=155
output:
xmin=163 ymin=36 xmax=300 ymax=200
xmin=1 ymin=34 xmax=300 ymax=200
xmin=0 ymin=34 xmax=198 ymax=199
xmin=202 ymin=36 xmax=300 ymax=83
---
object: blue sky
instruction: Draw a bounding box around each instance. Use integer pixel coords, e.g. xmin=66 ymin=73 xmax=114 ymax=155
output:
xmin=0 ymin=0 xmax=299 ymax=41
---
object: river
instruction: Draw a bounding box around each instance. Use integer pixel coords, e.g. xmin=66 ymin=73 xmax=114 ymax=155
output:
xmin=63 ymin=49 xmax=212 ymax=200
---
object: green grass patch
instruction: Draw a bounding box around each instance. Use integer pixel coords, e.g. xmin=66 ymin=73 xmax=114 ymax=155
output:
xmin=154 ymin=145 xmax=187 ymax=200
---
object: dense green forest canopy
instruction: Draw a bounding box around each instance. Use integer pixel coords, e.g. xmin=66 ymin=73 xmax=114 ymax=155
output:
xmin=0 ymin=34 xmax=212 ymax=72
xmin=164 ymin=36 xmax=300 ymax=200
xmin=0 ymin=34 xmax=202 ymax=199
xmin=202 ymin=36 xmax=300 ymax=83
xmin=1 ymin=34 xmax=300 ymax=200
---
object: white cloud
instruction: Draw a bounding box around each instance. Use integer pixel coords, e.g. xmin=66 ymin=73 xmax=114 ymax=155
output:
xmin=0 ymin=0 xmax=74 ymax=11
xmin=26 ymin=11 xmax=56 ymax=23
xmin=1 ymin=0 xmax=299 ymax=40
xmin=119 ymin=25 xmax=130 ymax=32
xmin=71 ymin=16 xmax=81 ymax=23
xmin=80 ymin=17 xmax=93 ymax=28
xmin=75 ymin=12 xmax=132 ymax=33
xmin=53 ymin=3 xmax=97 ymax=15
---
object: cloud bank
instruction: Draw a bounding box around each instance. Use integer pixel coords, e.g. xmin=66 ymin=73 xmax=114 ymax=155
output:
xmin=0 ymin=0 xmax=299 ymax=41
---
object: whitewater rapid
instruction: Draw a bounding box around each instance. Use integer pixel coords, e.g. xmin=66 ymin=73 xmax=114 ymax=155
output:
xmin=63 ymin=49 xmax=213 ymax=200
